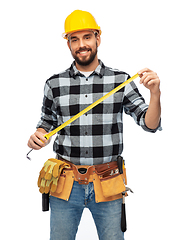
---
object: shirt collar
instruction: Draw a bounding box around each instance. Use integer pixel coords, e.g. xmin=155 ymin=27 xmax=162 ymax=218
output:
xmin=69 ymin=60 xmax=105 ymax=79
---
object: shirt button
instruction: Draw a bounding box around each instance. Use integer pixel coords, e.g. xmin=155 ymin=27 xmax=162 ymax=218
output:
xmin=85 ymin=113 xmax=88 ymax=116
xmin=86 ymin=78 xmax=88 ymax=81
xmin=85 ymin=95 xmax=87 ymax=98
xmin=86 ymin=151 xmax=88 ymax=154
xmin=85 ymin=132 xmax=88 ymax=135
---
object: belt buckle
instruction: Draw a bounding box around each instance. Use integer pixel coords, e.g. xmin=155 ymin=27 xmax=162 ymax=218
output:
xmin=77 ymin=167 xmax=89 ymax=185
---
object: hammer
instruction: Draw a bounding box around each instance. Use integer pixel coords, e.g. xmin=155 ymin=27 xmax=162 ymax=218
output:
xmin=117 ymin=156 xmax=133 ymax=232
xmin=121 ymin=187 xmax=133 ymax=232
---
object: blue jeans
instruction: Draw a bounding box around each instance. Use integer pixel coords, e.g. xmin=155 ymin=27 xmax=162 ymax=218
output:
xmin=50 ymin=181 xmax=124 ymax=240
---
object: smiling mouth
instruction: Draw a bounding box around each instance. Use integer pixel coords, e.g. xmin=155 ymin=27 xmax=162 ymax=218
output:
xmin=79 ymin=51 xmax=89 ymax=55
xmin=76 ymin=48 xmax=91 ymax=56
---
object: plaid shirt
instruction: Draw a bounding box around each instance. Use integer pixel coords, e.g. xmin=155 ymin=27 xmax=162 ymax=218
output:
xmin=37 ymin=60 xmax=161 ymax=165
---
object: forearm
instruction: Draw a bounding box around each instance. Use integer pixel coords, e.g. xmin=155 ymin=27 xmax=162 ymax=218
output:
xmin=145 ymin=91 xmax=161 ymax=129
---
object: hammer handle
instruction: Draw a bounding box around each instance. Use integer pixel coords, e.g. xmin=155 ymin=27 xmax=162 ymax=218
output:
xmin=121 ymin=201 xmax=127 ymax=232
xmin=42 ymin=193 xmax=49 ymax=211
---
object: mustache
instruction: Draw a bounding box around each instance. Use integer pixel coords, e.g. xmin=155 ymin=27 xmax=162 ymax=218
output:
xmin=76 ymin=47 xmax=92 ymax=54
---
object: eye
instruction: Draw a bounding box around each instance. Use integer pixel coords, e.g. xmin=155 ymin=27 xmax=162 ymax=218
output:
xmin=71 ymin=39 xmax=78 ymax=43
xmin=85 ymin=36 xmax=91 ymax=40
xmin=70 ymin=37 xmax=78 ymax=43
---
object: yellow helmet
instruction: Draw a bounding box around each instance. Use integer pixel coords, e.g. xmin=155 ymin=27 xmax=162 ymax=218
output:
xmin=63 ymin=10 xmax=101 ymax=39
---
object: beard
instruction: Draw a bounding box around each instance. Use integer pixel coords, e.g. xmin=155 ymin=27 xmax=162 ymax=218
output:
xmin=72 ymin=45 xmax=98 ymax=66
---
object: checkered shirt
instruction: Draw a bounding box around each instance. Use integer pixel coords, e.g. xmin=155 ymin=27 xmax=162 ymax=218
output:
xmin=37 ymin=60 xmax=161 ymax=165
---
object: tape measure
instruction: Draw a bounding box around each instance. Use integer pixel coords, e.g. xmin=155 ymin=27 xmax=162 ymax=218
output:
xmin=26 ymin=73 xmax=139 ymax=160
xmin=44 ymin=73 xmax=139 ymax=140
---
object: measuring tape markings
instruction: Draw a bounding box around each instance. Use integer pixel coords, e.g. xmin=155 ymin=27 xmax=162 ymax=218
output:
xmin=44 ymin=73 xmax=139 ymax=140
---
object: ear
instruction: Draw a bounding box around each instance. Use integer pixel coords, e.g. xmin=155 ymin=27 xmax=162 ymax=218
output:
xmin=96 ymin=35 xmax=101 ymax=47
xmin=67 ymin=40 xmax=71 ymax=50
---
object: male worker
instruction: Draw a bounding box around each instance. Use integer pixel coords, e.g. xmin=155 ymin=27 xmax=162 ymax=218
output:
xmin=28 ymin=10 xmax=161 ymax=240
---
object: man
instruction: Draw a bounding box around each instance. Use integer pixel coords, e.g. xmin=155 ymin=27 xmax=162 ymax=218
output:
xmin=28 ymin=10 xmax=161 ymax=240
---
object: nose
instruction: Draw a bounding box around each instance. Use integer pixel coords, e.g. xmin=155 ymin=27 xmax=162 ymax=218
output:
xmin=78 ymin=38 xmax=85 ymax=48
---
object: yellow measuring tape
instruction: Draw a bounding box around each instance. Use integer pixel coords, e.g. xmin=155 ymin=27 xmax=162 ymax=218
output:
xmin=44 ymin=73 xmax=139 ymax=140
xmin=26 ymin=73 xmax=139 ymax=159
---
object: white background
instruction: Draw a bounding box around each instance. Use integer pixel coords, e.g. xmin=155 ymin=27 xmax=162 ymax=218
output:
xmin=0 ymin=0 xmax=177 ymax=239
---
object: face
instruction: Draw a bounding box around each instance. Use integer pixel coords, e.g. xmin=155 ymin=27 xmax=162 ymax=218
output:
xmin=67 ymin=30 xmax=101 ymax=67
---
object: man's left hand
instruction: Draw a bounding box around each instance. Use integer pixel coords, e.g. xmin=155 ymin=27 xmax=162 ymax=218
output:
xmin=138 ymin=68 xmax=160 ymax=95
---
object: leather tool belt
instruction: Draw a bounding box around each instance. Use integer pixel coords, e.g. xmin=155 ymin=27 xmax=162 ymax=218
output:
xmin=38 ymin=158 xmax=127 ymax=203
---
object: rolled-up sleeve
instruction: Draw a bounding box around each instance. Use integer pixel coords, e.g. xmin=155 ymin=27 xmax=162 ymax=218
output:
xmin=123 ymin=80 xmax=162 ymax=133
xmin=36 ymin=81 xmax=58 ymax=132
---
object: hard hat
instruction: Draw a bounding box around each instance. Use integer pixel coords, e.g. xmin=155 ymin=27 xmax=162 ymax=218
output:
xmin=62 ymin=10 xmax=101 ymax=39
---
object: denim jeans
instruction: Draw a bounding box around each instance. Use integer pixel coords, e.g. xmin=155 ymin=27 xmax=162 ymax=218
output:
xmin=50 ymin=181 xmax=124 ymax=240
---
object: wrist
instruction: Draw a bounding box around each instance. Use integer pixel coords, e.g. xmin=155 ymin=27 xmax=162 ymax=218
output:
xmin=37 ymin=128 xmax=48 ymax=134
xmin=150 ymin=90 xmax=161 ymax=99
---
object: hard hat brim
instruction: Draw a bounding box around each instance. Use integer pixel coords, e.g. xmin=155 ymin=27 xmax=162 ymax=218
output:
xmin=62 ymin=28 xmax=102 ymax=40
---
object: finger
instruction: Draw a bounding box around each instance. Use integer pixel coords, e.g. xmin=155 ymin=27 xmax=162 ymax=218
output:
xmin=139 ymin=72 xmax=158 ymax=84
xmin=141 ymin=77 xmax=160 ymax=91
xmin=35 ymin=131 xmax=48 ymax=144
xmin=147 ymin=78 xmax=160 ymax=87
xmin=147 ymin=80 xmax=156 ymax=86
xmin=31 ymin=133 xmax=46 ymax=148
xmin=28 ymin=137 xmax=42 ymax=150
xmin=34 ymin=136 xmax=46 ymax=147
xmin=139 ymin=73 xmax=151 ymax=84
xmin=138 ymin=68 xmax=152 ymax=75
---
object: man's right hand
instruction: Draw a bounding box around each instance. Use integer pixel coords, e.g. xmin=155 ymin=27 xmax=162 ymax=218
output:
xmin=28 ymin=128 xmax=48 ymax=150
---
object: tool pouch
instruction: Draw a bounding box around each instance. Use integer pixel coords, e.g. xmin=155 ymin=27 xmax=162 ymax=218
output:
xmin=93 ymin=161 xmax=127 ymax=203
xmin=100 ymin=174 xmax=126 ymax=198
xmin=50 ymin=169 xmax=75 ymax=201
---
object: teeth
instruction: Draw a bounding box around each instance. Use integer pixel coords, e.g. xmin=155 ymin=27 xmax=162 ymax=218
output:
xmin=80 ymin=51 xmax=88 ymax=54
